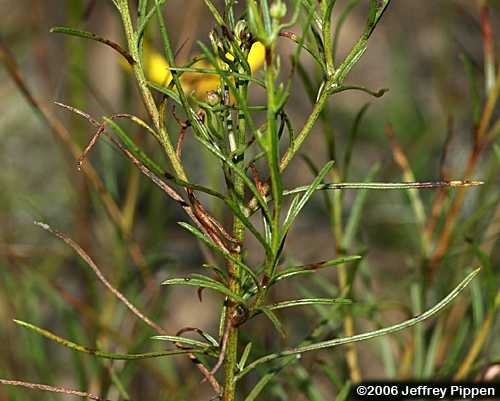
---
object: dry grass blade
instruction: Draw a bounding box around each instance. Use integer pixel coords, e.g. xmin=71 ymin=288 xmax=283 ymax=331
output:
xmin=0 ymin=379 xmax=110 ymax=401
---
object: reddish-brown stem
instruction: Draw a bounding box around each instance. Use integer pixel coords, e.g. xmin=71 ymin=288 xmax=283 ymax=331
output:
xmin=0 ymin=378 xmax=110 ymax=401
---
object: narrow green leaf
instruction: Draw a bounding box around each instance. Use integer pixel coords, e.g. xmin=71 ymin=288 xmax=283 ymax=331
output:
xmin=334 ymin=381 xmax=352 ymax=401
xmin=258 ymin=306 xmax=286 ymax=338
xmin=150 ymin=335 xmax=212 ymax=349
xmin=248 ymin=0 xmax=266 ymax=41
xmin=343 ymin=103 xmax=370 ymax=181
xmin=243 ymin=371 xmax=276 ymax=401
xmin=238 ymin=342 xmax=253 ymax=371
xmin=282 ymin=161 xmax=335 ymax=236
xmin=342 ymin=164 xmax=380 ymax=249
xmin=203 ymin=0 xmax=225 ymax=27
xmin=332 ymin=0 xmax=362 ymax=59
xmin=284 ymin=180 xmax=483 ymax=196
xmin=177 ymin=222 xmax=260 ymax=288
xmin=13 ymin=320 xmax=195 ymax=360
xmin=162 ymin=275 xmax=246 ymax=305
xmin=148 ymin=81 xmax=181 ymax=104
xmin=330 ymin=85 xmax=388 ymax=98
xmin=470 ymin=273 xmax=485 ymax=330
xmin=259 ymin=0 xmax=272 ymax=36
xmin=265 ymin=298 xmax=352 ymax=311
xmin=439 ymin=320 xmax=470 ymax=376
xmin=411 ymin=283 xmax=424 ymax=378
xmin=236 ymin=268 xmax=480 ymax=379
xmin=104 ymin=117 xmax=164 ymax=176
xmin=50 ymin=27 xmax=135 ymax=65
xmin=225 ymin=197 xmax=273 ymax=257
xmin=273 ymin=255 xmax=362 ymax=283
xmin=137 ymin=0 xmax=167 ymax=41
xmin=423 ymin=321 xmax=443 ymax=377
xmin=377 ymin=335 xmax=396 ymax=378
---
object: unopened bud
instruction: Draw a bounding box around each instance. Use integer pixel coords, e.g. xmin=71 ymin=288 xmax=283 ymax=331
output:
xmin=270 ymin=1 xmax=287 ymax=19
xmin=234 ymin=20 xmax=248 ymax=41
xmin=207 ymin=90 xmax=221 ymax=106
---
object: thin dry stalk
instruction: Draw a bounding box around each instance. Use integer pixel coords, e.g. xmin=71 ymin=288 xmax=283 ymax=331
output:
xmin=0 ymin=379 xmax=110 ymax=401
xmin=425 ymin=116 xmax=454 ymax=240
xmin=34 ymin=222 xmax=167 ymax=335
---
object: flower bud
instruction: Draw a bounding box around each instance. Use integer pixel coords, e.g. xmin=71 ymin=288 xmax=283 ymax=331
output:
xmin=206 ymin=90 xmax=221 ymax=106
xmin=270 ymin=1 xmax=287 ymax=19
xmin=234 ymin=20 xmax=248 ymax=41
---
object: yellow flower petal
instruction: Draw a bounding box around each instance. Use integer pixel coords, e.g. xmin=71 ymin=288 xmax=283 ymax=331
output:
xmin=144 ymin=44 xmax=173 ymax=86
xmin=139 ymin=41 xmax=266 ymax=99
xmin=248 ymin=41 xmax=266 ymax=73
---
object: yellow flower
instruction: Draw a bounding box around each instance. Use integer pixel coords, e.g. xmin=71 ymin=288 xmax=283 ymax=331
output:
xmin=143 ymin=42 xmax=173 ymax=86
xmin=143 ymin=41 xmax=266 ymax=99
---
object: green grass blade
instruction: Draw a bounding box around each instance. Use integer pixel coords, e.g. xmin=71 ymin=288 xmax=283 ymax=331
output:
xmin=343 ymin=103 xmax=370 ymax=181
xmin=423 ymin=321 xmax=443 ymax=377
xmin=411 ymin=283 xmax=424 ymax=377
xmin=342 ymin=164 xmax=380 ymax=249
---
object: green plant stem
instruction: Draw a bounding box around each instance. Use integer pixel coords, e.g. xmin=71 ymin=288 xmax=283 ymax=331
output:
xmin=247 ymin=1 xmax=392 ymax=214
xmin=222 ymin=78 xmax=248 ymax=401
xmin=117 ymin=1 xmax=187 ymax=181
xmin=280 ymin=84 xmax=330 ymax=171
xmin=321 ymin=0 xmax=336 ymax=77
xmin=222 ymin=220 xmax=244 ymax=401
xmin=331 ymin=168 xmax=361 ymax=382
xmin=265 ymin=42 xmax=283 ymax=271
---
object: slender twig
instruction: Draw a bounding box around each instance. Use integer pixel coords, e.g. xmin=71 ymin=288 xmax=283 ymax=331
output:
xmin=210 ymin=319 xmax=232 ymax=376
xmin=175 ymin=328 xmax=222 ymax=395
xmin=425 ymin=115 xmax=454 ymax=244
xmin=34 ymin=222 xmax=167 ymax=335
xmin=55 ymin=101 xmax=233 ymax=260
xmin=0 ymin=379 xmax=110 ymax=401
xmin=172 ymin=105 xmax=190 ymax=159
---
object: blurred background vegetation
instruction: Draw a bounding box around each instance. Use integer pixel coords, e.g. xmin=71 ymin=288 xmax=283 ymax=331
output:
xmin=0 ymin=1 xmax=499 ymax=400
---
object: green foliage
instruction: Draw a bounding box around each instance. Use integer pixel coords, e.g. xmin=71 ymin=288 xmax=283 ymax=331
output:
xmin=0 ymin=1 xmax=498 ymax=401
